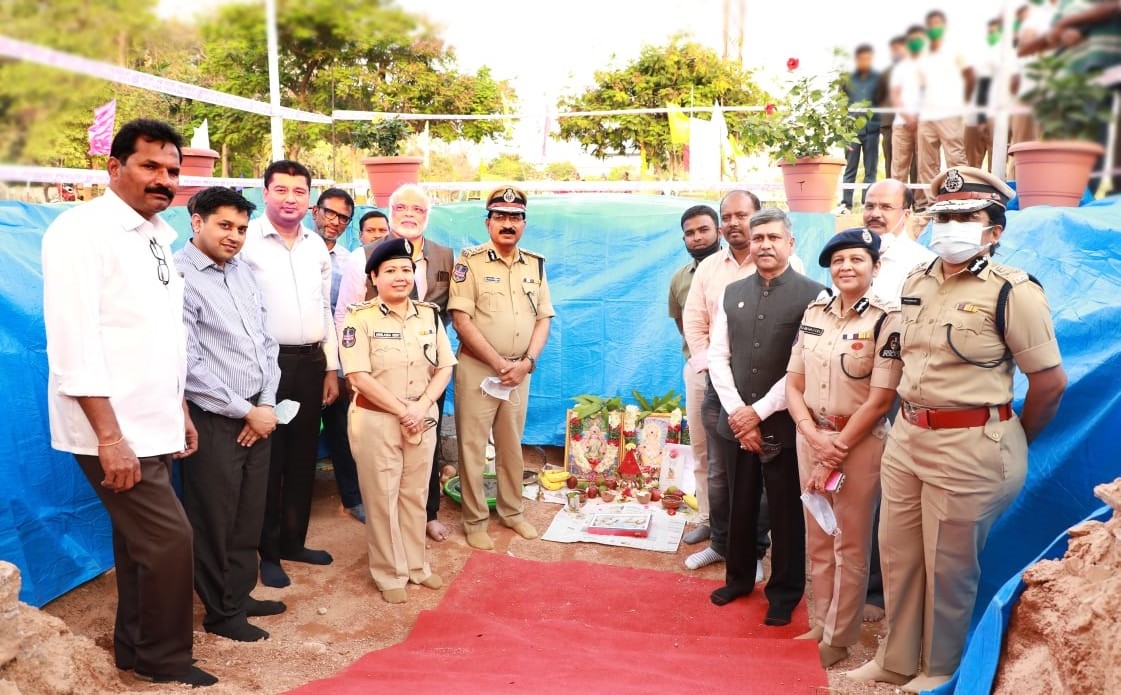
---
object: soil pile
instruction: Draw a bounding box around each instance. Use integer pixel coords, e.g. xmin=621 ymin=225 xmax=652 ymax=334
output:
xmin=994 ymin=477 xmax=1121 ymax=694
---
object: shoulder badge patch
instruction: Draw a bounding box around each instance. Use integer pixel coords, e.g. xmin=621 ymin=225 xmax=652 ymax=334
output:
xmin=800 ymin=324 xmax=825 ymax=336
xmin=453 ymin=263 xmax=468 ymax=283
xmin=341 ymin=326 xmax=356 ymax=349
xmin=879 ymin=332 xmax=902 ymax=360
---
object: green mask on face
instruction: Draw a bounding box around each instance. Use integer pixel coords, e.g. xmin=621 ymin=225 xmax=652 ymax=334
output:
xmin=927 ymin=25 xmax=945 ymax=41
xmin=907 ymin=37 xmax=925 ymax=54
xmin=1013 ymin=19 xmax=1022 ymax=32
xmin=1029 ymin=0 xmax=1044 ymax=5
xmin=987 ymin=30 xmax=1001 ymax=46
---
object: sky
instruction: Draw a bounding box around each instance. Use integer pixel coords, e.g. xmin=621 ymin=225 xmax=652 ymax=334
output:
xmin=157 ymin=0 xmax=1011 ymax=163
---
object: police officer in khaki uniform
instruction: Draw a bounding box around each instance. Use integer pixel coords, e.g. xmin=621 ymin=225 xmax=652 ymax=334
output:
xmin=340 ymin=239 xmax=456 ymax=604
xmin=786 ymin=228 xmax=904 ymax=668
xmin=846 ymin=167 xmax=1067 ymax=692
xmin=449 ymin=187 xmax=555 ymax=550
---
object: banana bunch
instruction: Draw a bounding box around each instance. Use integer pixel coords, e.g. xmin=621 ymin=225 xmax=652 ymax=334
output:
xmin=538 ymin=468 xmax=571 ymax=491
xmin=683 ymin=494 xmax=699 ymax=511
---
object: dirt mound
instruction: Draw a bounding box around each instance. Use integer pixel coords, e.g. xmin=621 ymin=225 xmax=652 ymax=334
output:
xmin=993 ymin=477 xmax=1121 ymax=694
xmin=0 ymin=561 xmax=123 ymax=694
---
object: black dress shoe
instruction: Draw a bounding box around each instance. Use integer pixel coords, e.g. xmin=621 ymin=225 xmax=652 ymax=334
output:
xmin=764 ymin=606 xmax=793 ymax=626
xmin=206 ymin=619 xmax=269 ymax=642
xmin=246 ymin=596 xmax=287 ymax=617
xmin=135 ymin=665 xmax=218 ymax=687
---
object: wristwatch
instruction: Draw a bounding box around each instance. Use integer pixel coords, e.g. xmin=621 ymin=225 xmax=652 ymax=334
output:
xmin=524 ymin=355 xmax=537 ymax=373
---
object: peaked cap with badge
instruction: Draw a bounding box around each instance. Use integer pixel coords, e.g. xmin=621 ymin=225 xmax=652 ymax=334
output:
xmin=926 ymin=166 xmax=1015 ymax=215
xmin=485 ymin=186 xmax=527 ymax=214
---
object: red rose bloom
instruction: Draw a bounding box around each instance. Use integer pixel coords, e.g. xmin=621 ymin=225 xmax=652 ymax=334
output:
xmin=786 ymin=57 xmax=799 ymax=71
xmin=765 ymin=103 xmax=777 ymax=115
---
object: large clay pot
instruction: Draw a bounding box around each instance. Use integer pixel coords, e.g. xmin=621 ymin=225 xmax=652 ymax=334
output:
xmin=779 ymin=156 xmax=845 ymax=213
xmin=1008 ymin=140 xmax=1103 ymax=208
xmin=172 ymin=147 xmax=220 ymax=207
xmin=362 ymin=156 xmax=423 ymax=207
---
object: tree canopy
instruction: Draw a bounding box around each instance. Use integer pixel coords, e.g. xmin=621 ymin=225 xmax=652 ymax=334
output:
xmin=556 ymin=38 xmax=769 ymax=174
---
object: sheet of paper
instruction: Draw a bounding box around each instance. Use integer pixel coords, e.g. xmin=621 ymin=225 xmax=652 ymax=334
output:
xmin=541 ymin=501 xmax=687 ymax=553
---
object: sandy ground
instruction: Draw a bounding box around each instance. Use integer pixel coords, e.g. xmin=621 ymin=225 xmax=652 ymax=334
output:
xmin=7 ymin=446 xmax=909 ymax=695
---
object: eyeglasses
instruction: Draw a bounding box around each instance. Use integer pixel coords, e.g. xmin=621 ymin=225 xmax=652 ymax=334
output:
xmin=489 ymin=212 xmax=525 ymax=224
xmin=319 ymin=207 xmax=352 ymax=225
xmin=392 ymin=204 xmax=428 ymax=216
xmin=149 ymin=238 xmax=169 ymax=286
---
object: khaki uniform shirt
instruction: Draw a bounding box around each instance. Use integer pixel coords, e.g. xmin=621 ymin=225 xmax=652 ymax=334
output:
xmin=668 ymin=260 xmax=696 ymax=358
xmin=447 ymin=240 xmax=556 ymax=358
xmin=898 ymin=257 xmax=1062 ymax=408
xmin=339 ymin=299 xmax=456 ymax=400
xmin=788 ymin=292 xmax=904 ymax=417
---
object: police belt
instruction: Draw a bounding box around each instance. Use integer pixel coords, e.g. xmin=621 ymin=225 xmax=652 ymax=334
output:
xmin=814 ymin=414 xmax=851 ymax=432
xmin=355 ymin=393 xmax=419 ymax=413
xmin=458 ymin=343 xmax=523 ymax=365
xmin=901 ymin=401 xmax=1013 ymax=430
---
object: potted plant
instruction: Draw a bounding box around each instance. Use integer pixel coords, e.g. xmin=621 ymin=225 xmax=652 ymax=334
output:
xmin=743 ymin=56 xmax=870 ymax=212
xmin=355 ymin=118 xmax=422 ymax=207
xmin=1009 ymin=52 xmax=1110 ymax=208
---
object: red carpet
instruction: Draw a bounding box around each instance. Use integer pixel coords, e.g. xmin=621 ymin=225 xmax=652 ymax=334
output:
xmin=287 ymin=554 xmax=827 ymax=694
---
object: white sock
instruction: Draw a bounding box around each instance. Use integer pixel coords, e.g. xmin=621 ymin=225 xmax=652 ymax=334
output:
xmin=685 ymin=546 xmax=725 ymax=570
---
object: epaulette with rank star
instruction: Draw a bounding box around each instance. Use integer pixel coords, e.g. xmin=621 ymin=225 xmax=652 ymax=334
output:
xmin=911 ymin=259 xmax=937 ymax=277
xmin=868 ymin=294 xmax=901 ymax=313
xmin=460 ymin=245 xmax=487 ymax=257
xmin=989 ymin=263 xmax=1030 ymax=285
xmin=415 ymin=300 xmax=440 ymax=311
xmin=345 ymin=300 xmax=376 ymax=314
xmin=520 ymin=248 xmax=546 ymax=261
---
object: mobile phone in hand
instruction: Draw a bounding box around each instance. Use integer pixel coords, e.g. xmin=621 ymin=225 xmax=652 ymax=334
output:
xmin=824 ymin=470 xmax=846 ymax=493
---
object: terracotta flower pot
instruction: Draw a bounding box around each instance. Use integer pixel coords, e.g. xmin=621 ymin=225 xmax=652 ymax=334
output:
xmin=362 ymin=156 xmax=423 ymax=207
xmin=172 ymin=147 xmax=220 ymax=207
xmin=1008 ymin=140 xmax=1103 ymax=209
xmin=779 ymin=156 xmax=845 ymax=213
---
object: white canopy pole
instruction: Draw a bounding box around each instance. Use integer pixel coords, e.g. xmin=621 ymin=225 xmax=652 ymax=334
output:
xmin=990 ymin=0 xmax=1018 ymax=178
xmin=265 ymin=0 xmax=284 ymax=160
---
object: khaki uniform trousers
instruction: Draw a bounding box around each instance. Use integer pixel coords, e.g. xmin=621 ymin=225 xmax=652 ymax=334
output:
xmin=796 ymin=425 xmax=884 ymax=648
xmin=890 ymin=126 xmax=923 ymax=207
xmin=454 ymin=352 xmax=531 ymax=533
xmin=683 ymin=363 xmax=709 ymax=517
xmin=917 ymin=117 xmax=968 ymax=206
xmin=964 ymin=123 xmax=992 ymax=171
xmin=1006 ymin=114 xmax=1041 ymax=179
xmin=349 ymin=404 xmax=437 ymax=591
xmin=876 ymin=413 xmax=1027 ymax=677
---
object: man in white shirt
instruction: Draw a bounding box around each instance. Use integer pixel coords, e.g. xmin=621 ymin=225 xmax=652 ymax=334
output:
xmin=891 ymin=25 xmax=928 ymax=201
xmin=915 ymin=11 xmax=973 ymax=207
xmin=865 ymin=179 xmax=937 ymax=301
xmin=41 ymin=119 xmax=215 ymax=688
xmin=239 ymin=159 xmax=340 ymax=589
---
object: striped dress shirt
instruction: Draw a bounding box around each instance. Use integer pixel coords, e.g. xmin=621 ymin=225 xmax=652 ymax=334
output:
xmin=175 ymin=241 xmax=281 ymax=420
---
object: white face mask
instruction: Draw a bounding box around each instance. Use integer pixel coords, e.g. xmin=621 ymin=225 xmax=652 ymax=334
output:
xmin=930 ymin=221 xmax=994 ymax=264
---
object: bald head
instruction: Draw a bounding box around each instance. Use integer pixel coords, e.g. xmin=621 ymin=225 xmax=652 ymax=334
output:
xmin=862 ymin=179 xmax=913 ymax=237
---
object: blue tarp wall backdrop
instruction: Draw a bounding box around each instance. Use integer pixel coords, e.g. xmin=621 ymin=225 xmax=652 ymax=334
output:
xmin=1 ymin=193 xmax=1118 ymax=691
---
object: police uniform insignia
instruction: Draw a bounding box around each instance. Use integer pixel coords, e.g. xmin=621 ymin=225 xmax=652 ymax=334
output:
xmin=852 ymin=342 xmax=864 ymax=350
xmin=901 ymin=296 xmax=921 ymax=305
xmin=861 ymin=229 xmax=873 ymax=243
xmin=484 ymin=275 xmax=501 ymax=283
xmin=956 ymin=303 xmax=980 ymax=313
xmin=373 ymin=331 xmax=402 ymax=339
xmin=341 ymin=326 xmax=356 ymax=348
xmin=486 ymin=249 xmax=498 ymax=262
xmin=453 ymin=263 xmax=468 ymax=283
xmin=842 ymin=331 xmax=872 ymax=341
xmin=853 ymin=297 xmax=870 ymax=314
xmin=378 ymin=303 xmax=390 ymax=315
xmin=879 ymin=332 xmax=902 ymax=360
xmin=800 ymin=324 xmax=825 ymax=336
xmin=943 ymin=169 xmax=965 ymax=193
xmin=968 ymin=256 xmax=989 ymax=275
xmin=502 ymin=188 xmax=517 ymax=203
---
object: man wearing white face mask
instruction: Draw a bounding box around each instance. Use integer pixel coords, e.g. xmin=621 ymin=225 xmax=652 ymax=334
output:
xmin=846 ymin=166 xmax=1068 ymax=693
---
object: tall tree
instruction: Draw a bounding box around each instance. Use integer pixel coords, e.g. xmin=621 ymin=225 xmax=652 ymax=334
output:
xmin=556 ymin=37 xmax=769 ymax=174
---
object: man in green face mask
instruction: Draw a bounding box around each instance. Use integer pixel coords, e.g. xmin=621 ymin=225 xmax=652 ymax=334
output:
xmin=913 ymin=10 xmax=973 ymax=210
xmin=965 ymin=18 xmax=1003 ymax=171
xmin=889 ymin=26 xmax=927 ymax=201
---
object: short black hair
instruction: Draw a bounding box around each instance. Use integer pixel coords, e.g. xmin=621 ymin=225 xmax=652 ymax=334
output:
xmin=110 ymin=119 xmax=183 ymax=163
xmin=855 ymin=43 xmax=874 ymax=56
xmin=983 ymin=204 xmax=1007 ymax=230
xmin=907 ymin=24 xmax=926 ymax=36
xmin=316 ymin=187 xmax=354 ymax=209
xmin=889 ymin=35 xmax=907 ymax=46
xmin=680 ymin=204 xmax=719 ymax=231
xmin=902 ymin=185 xmax=915 ymax=210
xmin=190 ymin=186 xmax=256 ymax=220
xmin=359 ymin=210 xmax=389 ymax=229
xmin=719 ymin=189 xmax=762 ymax=215
xmin=263 ymin=159 xmax=312 ymax=189
xmin=926 ymin=9 xmax=946 ymax=23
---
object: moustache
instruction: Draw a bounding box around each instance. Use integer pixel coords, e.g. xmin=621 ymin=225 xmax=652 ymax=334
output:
xmin=146 ymin=185 xmax=174 ymax=199
xmin=500 ymin=228 xmax=516 ymax=234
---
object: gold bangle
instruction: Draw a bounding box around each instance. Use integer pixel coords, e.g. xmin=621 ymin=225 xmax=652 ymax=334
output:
xmin=98 ymin=435 xmax=124 ymax=448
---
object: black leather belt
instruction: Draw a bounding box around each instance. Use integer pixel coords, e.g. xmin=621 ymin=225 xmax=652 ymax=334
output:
xmin=278 ymin=342 xmax=322 ymax=355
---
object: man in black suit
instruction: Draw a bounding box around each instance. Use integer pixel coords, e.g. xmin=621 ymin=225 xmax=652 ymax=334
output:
xmin=706 ymin=208 xmax=825 ymax=626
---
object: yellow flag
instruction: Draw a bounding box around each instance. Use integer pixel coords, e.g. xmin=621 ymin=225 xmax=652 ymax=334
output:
xmin=667 ymin=103 xmax=690 ymax=146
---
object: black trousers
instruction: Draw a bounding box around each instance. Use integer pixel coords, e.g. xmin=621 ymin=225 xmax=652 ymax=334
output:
xmin=181 ymin=403 xmax=270 ymax=629
xmin=425 ymin=390 xmax=448 ymax=521
xmin=322 ymin=375 xmax=362 ymax=509
xmin=75 ymin=453 xmax=194 ymax=674
xmin=260 ymin=349 xmax=327 ymax=561
xmin=714 ymin=436 xmax=806 ymax=614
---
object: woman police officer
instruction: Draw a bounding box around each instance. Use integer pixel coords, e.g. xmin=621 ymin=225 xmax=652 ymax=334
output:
xmin=786 ymin=227 xmax=904 ymax=668
xmin=339 ymin=238 xmax=456 ymax=604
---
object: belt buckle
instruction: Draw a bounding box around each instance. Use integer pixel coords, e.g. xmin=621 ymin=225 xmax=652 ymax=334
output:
xmin=902 ymin=402 xmax=926 ymax=428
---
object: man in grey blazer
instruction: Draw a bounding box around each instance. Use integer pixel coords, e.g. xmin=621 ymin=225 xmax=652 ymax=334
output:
xmin=707 ymin=208 xmax=825 ymax=626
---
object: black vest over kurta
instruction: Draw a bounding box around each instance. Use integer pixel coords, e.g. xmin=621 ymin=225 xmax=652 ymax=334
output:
xmin=716 ymin=265 xmax=825 ymax=448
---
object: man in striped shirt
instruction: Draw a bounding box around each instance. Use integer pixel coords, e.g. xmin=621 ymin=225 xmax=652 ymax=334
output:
xmin=175 ymin=187 xmax=285 ymax=642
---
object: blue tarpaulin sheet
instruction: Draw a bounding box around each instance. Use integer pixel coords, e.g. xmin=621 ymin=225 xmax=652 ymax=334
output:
xmin=1 ymin=190 xmax=1117 ymax=690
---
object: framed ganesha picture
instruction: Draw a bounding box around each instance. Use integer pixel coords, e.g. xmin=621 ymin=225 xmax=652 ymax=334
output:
xmin=564 ymin=410 xmax=622 ymax=477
